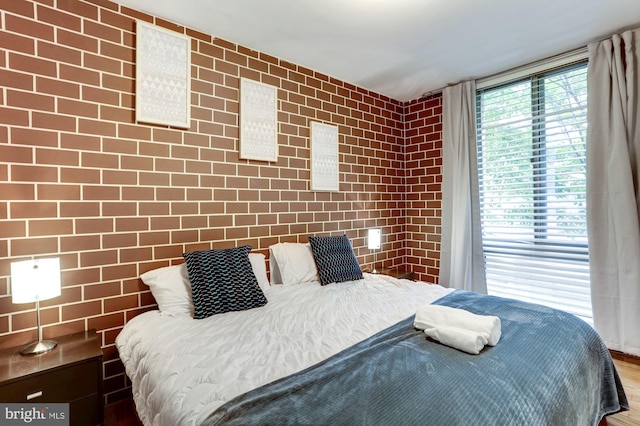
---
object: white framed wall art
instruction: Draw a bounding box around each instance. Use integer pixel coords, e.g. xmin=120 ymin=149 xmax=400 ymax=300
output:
xmin=310 ymin=121 xmax=339 ymax=192
xmin=239 ymin=78 xmax=279 ymax=162
xmin=135 ymin=21 xmax=191 ymax=128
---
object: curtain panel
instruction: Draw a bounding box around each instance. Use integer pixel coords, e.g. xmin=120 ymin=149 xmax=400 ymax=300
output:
xmin=439 ymin=81 xmax=487 ymax=293
xmin=587 ymin=28 xmax=640 ymax=356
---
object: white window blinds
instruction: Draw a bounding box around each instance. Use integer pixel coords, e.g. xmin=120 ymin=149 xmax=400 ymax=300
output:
xmin=475 ymin=62 xmax=591 ymax=323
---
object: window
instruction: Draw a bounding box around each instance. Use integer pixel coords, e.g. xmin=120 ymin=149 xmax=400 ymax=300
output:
xmin=476 ymin=62 xmax=591 ymax=322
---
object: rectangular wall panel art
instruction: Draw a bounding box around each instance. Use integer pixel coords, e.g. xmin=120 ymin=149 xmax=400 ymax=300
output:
xmin=135 ymin=21 xmax=191 ymax=128
xmin=239 ymin=78 xmax=278 ymax=162
xmin=310 ymin=121 xmax=339 ymax=191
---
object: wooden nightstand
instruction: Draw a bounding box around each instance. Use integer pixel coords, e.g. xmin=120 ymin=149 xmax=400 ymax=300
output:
xmin=0 ymin=330 xmax=104 ymax=426
xmin=379 ymin=268 xmax=414 ymax=281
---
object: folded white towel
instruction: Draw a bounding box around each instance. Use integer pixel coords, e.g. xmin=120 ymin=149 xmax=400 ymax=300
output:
xmin=424 ymin=325 xmax=489 ymax=355
xmin=414 ymin=304 xmax=501 ymax=346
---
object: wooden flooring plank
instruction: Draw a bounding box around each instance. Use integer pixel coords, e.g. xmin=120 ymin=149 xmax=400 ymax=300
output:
xmin=606 ymin=358 xmax=640 ymax=425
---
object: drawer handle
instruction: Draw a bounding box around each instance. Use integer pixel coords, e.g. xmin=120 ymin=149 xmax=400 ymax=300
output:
xmin=26 ymin=391 xmax=43 ymax=400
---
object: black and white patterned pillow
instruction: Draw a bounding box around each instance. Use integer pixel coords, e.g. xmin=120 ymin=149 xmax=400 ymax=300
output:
xmin=183 ymin=245 xmax=267 ymax=319
xmin=308 ymin=235 xmax=364 ymax=286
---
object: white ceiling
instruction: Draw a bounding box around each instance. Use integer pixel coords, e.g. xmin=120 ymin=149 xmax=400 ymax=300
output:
xmin=113 ymin=0 xmax=640 ymax=102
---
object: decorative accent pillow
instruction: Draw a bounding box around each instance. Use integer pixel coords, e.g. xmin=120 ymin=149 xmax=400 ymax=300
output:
xmin=140 ymin=263 xmax=193 ymax=316
xmin=183 ymin=246 xmax=268 ymax=319
xmin=308 ymin=235 xmax=364 ymax=285
xmin=268 ymin=243 xmax=319 ymax=285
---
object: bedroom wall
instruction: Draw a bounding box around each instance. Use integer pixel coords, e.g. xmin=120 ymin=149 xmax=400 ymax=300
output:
xmin=0 ymin=0 xmax=410 ymax=403
xmin=404 ymin=95 xmax=443 ymax=284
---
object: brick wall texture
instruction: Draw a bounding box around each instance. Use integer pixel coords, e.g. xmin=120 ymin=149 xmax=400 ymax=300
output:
xmin=0 ymin=0 xmax=443 ymax=403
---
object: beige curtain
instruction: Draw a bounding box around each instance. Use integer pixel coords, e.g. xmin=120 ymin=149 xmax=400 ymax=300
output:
xmin=440 ymin=81 xmax=487 ymax=293
xmin=587 ymin=28 xmax=640 ymax=356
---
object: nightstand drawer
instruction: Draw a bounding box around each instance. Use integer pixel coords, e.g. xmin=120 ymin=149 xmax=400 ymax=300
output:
xmin=0 ymin=360 xmax=98 ymax=403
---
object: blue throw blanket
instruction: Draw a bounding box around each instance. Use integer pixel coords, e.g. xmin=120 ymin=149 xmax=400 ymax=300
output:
xmin=204 ymin=291 xmax=628 ymax=425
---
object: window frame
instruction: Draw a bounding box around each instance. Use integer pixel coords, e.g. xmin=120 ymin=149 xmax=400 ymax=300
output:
xmin=474 ymin=59 xmax=592 ymax=322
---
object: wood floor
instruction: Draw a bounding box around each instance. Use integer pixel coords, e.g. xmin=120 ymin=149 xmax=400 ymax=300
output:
xmin=104 ymin=356 xmax=640 ymax=425
xmin=607 ymin=355 xmax=640 ymax=425
xmin=104 ymin=397 xmax=142 ymax=426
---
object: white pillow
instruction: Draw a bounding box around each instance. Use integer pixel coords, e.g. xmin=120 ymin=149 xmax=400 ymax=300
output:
xmin=140 ymin=263 xmax=193 ymax=317
xmin=248 ymin=252 xmax=270 ymax=291
xmin=269 ymin=243 xmax=319 ymax=285
xmin=140 ymin=253 xmax=270 ymax=316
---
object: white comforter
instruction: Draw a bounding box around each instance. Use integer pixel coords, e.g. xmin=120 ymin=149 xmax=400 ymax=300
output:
xmin=116 ymin=273 xmax=453 ymax=426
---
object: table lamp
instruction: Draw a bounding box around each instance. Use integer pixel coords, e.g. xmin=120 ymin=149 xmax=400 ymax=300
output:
xmin=10 ymin=257 xmax=61 ymax=355
xmin=367 ymin=228 xmax=382 ymax=273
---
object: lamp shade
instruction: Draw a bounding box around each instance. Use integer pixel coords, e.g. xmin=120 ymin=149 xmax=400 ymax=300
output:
xmin=367 ymin=228 xmax=382 ymax=250
xmin=11 ymin=258 xmax=61 ymax=304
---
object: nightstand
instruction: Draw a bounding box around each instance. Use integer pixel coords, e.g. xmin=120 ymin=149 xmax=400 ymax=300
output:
xmin=379 ymin=268 xmax=414 ymax=281
xmin=0 ymin=330 xmax=104 ymax=426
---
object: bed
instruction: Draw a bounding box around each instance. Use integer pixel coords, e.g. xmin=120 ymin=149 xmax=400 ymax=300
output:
xmin=115 ymin=237 xmax=628 ymax=425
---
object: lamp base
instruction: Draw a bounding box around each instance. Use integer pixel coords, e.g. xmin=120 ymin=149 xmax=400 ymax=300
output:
xmin=20 ymin=339 xmax=57 ymax=356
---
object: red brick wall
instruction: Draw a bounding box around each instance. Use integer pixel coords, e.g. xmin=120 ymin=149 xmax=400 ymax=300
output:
xmin=404 ymin=95 xmax=443 ymax=284
xmin=0 ymin=0 xmax=443 ymax=404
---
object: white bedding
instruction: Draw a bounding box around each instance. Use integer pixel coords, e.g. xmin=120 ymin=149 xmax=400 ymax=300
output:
xmin=116 ymin=273 xmax=453 ymax=426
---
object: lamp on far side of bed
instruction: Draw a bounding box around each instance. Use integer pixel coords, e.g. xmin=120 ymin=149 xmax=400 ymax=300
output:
xmin=367 ymin=228 xmax=382 ymax=274
xmin=10 ymin=257 xmax=62 ymax=356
